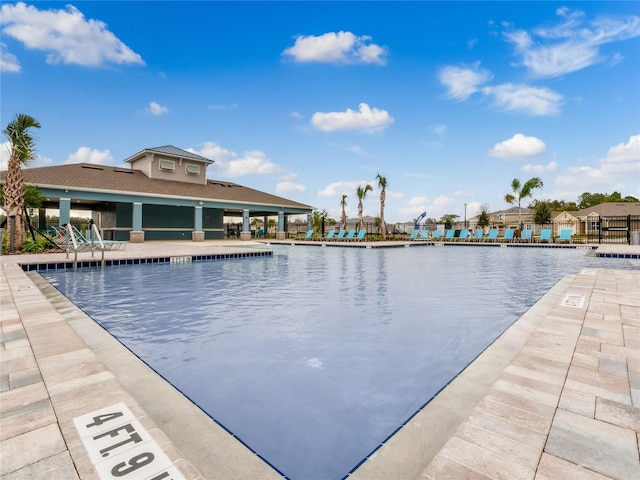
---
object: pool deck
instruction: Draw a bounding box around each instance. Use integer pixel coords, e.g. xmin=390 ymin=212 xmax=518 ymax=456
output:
xmin=1 ymin=240 xmax=639 ymax=479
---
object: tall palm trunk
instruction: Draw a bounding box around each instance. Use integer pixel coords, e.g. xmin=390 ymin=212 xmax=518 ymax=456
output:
xmin=379 ymin=189 xmax=386 ymax=240
xmin=3 ymin=113 xmax=41 ymax=251
xmin=4 ymin=154 xmax=27 ymax=249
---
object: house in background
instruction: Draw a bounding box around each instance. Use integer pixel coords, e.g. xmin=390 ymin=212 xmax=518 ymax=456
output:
xmin=2 ymin=145 xmax=313 ymax=242
xmin=553 ymin=202 xmax=640 ymax=237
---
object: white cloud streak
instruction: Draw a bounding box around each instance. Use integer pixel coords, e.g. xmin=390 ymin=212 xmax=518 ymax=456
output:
xmin=282 ymin=31 xmax=387 ymax=65
xmin=311 ymin=103 xmax=394 ymax=133
xmin=505 ymin=7 xmax=640 ymax=78
xmin=0 ymin=2 xmax=145 ymax=67
xmin=482 ymin=83 xmax=563 ymax=116
xmin=438 ymin=64 xmax=492 ymax=101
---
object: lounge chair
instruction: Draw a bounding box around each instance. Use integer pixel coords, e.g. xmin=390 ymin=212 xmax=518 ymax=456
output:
xmin=323 ymin=230 xmax=335 ymax=241
xmin=342 ymin=230 xmax=356 ymax=241
xmin=500 ymin=229 xmax=515 ymax=242
xmin=57 ymin=224 xmax=127 ymax=251
xmin=444 ymin=229 xmax=455 ymax=241
xmin=352 ymin=229 xmax=367 ymax=241
xmin=558 ymin=229 xmax=573 ymax=243
xmin=473 ymin=229 xmax=484 ymax=241
xmin=431 ymin=229 xmax=442 ymax=240
xmin=538 ymin=229 xmax=552 ymax=243
xmin=457 ymin=229 xmax=470 ymax=241
xmin=301 ymin=229 xmax=314 ymax=240
xmin=520 ymin=229 xmax=532 ymax=242
xmin=416 ymin=230 xmax=432 ymax=241
xmin=485 ymin=229 xmax=498 ymax=242
xmin=333 ymin=229 xmax=346 ymax=241
xmin=405 ymin=230 xmax=419 ymax=241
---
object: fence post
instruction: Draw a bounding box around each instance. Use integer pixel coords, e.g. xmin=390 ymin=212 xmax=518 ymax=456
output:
xmin=628 ymin=215 xmax=631 ymax=245
xmin=598 ymin=215 xmax=602 ymax=244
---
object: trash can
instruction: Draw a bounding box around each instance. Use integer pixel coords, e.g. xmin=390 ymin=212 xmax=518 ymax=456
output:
xmin=631 ymin=231 xmax=640 ymax=245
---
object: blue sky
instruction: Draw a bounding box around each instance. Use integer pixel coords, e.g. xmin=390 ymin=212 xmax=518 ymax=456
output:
xmin=1 ymin=1 xmax=639 ymax=223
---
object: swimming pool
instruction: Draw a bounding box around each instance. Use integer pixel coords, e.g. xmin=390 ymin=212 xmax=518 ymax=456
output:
xmin=42 ymin=246 xmax=639 ymax=480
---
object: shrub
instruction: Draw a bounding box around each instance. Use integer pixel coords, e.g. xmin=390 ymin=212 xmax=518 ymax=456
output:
xmin=20 ymin=237 xmax=51 ymax=253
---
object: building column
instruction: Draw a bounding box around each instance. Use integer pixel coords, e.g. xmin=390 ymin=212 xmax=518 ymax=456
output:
xmin=130 ymin=202 xmax=144 ymax=243
xmin=59 ymin=198 xmax=71 ymax=227
xmin=276 ymin=211 xmax=286 ymax=240
xmin=192 ymin=205 xmax=204 ymax=241
xmin=240 ymin=209 xmax=251 ymax=240
xmin=38 ymin=208 xmax=47 ymax=231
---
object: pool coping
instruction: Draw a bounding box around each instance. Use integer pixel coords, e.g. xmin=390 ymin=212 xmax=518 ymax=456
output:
xmin=2 ymin=241 xmax=639 ymax=479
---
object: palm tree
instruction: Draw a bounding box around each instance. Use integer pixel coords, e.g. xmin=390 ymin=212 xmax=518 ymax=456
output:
xmin=504 ymin=177 xmax=543 ymax=230
xmin=340 ymin=194 xmax=348 ymax=231
xmin=3 ymin=113 xmax=41 ymax=251
xmin=376 ymin=173 xmax=388 ymax=240
xmin=356 ymin=184 xmax=372 ymax=231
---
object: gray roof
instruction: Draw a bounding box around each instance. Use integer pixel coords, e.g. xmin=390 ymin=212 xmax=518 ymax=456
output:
xmin=124 ymin=145 xmax=214 ymax=164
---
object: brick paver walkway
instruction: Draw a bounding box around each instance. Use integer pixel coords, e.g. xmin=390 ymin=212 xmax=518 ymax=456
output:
xmin=421 ymin=268 xmax=640 ymax=480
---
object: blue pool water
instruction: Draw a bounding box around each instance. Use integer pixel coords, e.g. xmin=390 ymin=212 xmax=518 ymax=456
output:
xmin=42 ymin=246 xmax=638 ymax=479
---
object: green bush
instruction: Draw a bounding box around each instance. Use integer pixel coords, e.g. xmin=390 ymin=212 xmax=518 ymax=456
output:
xmin=20 ymin=237 xmax=51 ymax=253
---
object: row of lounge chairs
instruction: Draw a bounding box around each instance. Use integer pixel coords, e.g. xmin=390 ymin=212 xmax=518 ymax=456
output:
xmin=50 ymin=225 xmax=127 ymax=251
xmin=409 ymin=228 xmax=573 ymax=243
xmin=301 ymin=229 xmax=367 ymax=242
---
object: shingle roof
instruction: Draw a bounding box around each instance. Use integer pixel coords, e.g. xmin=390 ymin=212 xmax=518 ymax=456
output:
xmin=576 ymin=202 xmax=640 ymax=217
xmin=123 ymin=145 xmax=214 ymax=164
xmin=1 ymin=163 xmax=312 ymax=210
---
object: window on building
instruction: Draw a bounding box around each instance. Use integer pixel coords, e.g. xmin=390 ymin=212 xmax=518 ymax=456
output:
xmin=185 ymin=164 xmax=200 ymax=174
xmin=159 ymin=159 xmax=175 ymax=171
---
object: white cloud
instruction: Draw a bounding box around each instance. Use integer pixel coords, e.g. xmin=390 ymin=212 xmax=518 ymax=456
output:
xmin=311 ymin=103 xmax=394 ymax=133
xmin=438 ymin=64 xmax=493 ymax=101
xmin=188 ymin=141 xmax=290 ymax=178
xmin=347 ymin=145 xmax=366 ymax=155
xmin=147 ymin=101 xmax=168 ymax=116
xmin=290 ymin=111 xmax=304 ymax=120
xmin=0 ymin=141 xmax=53 ymax=169
xmin=522 ymin=161 xmax=558 ymax=174
xmin=0 ymin=141 xmax=11 ymax=169
xmin=504 ymin=7 xmax=640 ymax=78
xmin=482 ymin=83 xmax=563 ymax=116
xmin=282 ymin=31 xmax=387 ymax=65
xmin=556 ymin=134 xmax=640 ymax=193
xmin=0 ymin=43 xmax=20 ymax=72
xmin=0 ymin=2 xmax=145 ymax=67
xmin=398 ymin=196 xmax=429 ymax=217
xmin=276 ymin=181 xmax=305 ymax=194
xmin=318 ymin=180 xmax=364 ymax=198
xmin=222 ymin=150 xmax=278 ymax=177
xmin=489 ymin=133 xmax=546 ymax=158
xmin=432 ymin=123 xmax=447 ymax=135
xmin=65 ymin=147 xmax=114 ymax=165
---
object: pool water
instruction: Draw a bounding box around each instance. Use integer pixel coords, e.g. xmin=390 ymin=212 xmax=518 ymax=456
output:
xmin=42 ymin=246 xmax=639 ymax=479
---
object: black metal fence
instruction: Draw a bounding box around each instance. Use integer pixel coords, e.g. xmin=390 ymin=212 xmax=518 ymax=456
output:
xmin=539 ymin=215 xmax=640 ymax=244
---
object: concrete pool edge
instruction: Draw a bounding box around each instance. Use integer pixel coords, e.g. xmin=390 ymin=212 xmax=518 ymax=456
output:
xmin=347 ymin=275 xmax=573 ymax=479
